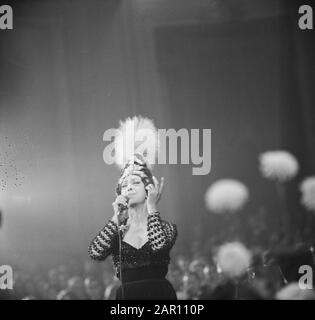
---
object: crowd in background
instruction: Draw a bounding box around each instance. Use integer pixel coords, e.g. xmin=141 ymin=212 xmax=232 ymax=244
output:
xmin=1 ymin=225 xmax=314 ymax=300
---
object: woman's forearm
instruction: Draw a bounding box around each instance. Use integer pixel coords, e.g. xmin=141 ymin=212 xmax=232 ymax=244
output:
xmin=88 ymin=220 xmax=118 ymax=261
xmin=147 ymin=212 xmax=177 ymax=252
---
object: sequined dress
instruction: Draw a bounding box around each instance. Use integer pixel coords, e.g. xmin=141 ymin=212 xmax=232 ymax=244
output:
xmin=88 ymin=212 xmax=178 ymax=300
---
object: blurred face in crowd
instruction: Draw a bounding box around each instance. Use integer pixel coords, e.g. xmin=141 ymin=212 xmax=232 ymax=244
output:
xmin=189 ymin=259 xmax=208 ymax=283
xmin=120 ymin=175 xmax=146 ymax=207
xmin=84 ymin=278 xmax=103 ymax=300
xmin=202 ymin=264 xmax=216 ymax=285
xmin=48 ymin=269 xmax=59 ymax=288
xmin=57 ymin=265 xmax=70 ymax=288
xmin=102 ymin=270 xmax=115 ymax=288
xmin=58 ymin=272 xmax=69 ymax=289
xmin=46 ymin=286 xmax=58 ymax=300
xmin=167 ymin=269 xmax=183 ymax=292
xmin=176 ymin=256 xmax=190 ymax=273
xmin=67 ymin=276 xmax=86 ymax=300
xmin=183 ymin=272 xmax=201 ymax=297
xmin=35 ymin=280 xmax=49 ymax=299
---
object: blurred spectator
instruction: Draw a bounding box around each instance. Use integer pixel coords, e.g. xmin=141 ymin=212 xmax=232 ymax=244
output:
xmin=104 ymin=276 xmax=120 ymax=300
xmin=3 ymin=222 xmax=315 ymax=300
xmin=67 ymin=276 xmax=88 ymax=300
xmin=84 ymin=277 xmax=104 ymax=300
xmin=180 ymin=271 xmax=202 ymax=300
xmin=167 ymin=265 xmax=184 ymax=294
xmin=176 ymin=255 xmax=190 ymax=275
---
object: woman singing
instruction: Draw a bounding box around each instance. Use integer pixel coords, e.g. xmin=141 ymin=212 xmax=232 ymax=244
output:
xmin=88 ymin=117 xmax=178 ymax=300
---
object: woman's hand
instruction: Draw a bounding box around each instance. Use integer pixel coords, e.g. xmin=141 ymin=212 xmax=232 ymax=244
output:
xmin=111 ymin=195 xmax=129 ymax=225
xmin=145 ymin=176 xmax=164 ymax=213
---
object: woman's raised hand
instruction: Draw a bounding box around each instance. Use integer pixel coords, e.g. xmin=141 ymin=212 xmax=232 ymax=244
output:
xmin=145 ymin=176 xmax=165 ymax=213
xmin=111 ymin=195 xmax=129 ymax=225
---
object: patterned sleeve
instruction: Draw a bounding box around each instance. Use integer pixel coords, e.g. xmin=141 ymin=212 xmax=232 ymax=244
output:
xmin=88 ymin=220 xmax=118 ymax=261
xmin=147 ymin=212 xmax=177 ymax=252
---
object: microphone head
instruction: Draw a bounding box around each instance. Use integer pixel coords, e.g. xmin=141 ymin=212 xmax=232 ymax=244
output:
xmin=120 ymin=194 xmax=129 ymax=204
xmin=125 ymin=195 xmax=130 ymax=203
xmin=118 ymin=203 xmax=127 ymax=211
xmin=118 ymin=195 xmax=129 ymax=212
xmin=117 ymin=198 xmax=129 ymax=226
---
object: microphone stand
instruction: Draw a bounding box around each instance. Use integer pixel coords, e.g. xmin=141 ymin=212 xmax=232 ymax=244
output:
xmin=117 ymin=206 xmax=128 ymax=300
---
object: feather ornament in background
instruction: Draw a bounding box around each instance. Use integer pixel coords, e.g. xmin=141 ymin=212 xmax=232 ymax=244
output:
xmin=205 ymin=179 xmax=249 ymax=214
xmin=216 ymin=242 xmax=252 ymax=278
xmin=300 ymin=176 xmax=315 ymax=211
xmin=259 ymin=150 xmax=299 ymax=233
xmin=275 ymin=283 xmax=315 ymax=300
xmin=113 ymin=116 xmax=160 ymax=169
xmin=259 ymin=150 xmax=299 ymax=182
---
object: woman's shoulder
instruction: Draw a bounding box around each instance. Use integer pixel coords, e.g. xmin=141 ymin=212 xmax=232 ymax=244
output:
xmin=161 ymin=219 xmax=178 ymax=237
xmin=161 ymin=218 xmax=177 ymax=228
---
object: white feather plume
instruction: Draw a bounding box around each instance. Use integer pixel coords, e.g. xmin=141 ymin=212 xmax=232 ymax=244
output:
xmin=205 ymin=179 xmax=249 ymax=214
xmin=216 ymin=242 xmax=252 ymax=278
xmin=114 ymin=116 xmax=160 ymax=169
xmin=259 ymin=150 xmax=299 ymax=182
xmin=300 ymin=176 xmax=315 ymax=211
xmin=276 ymin=283 xmax=315 ymax=300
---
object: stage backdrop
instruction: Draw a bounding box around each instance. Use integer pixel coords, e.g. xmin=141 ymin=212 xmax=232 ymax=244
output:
xmin=0 ymin=0 xmax=314 ymax=268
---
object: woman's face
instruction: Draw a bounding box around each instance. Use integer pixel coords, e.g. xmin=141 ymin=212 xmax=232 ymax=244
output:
xmin=120 ymin=174 xmax=146 ymax=206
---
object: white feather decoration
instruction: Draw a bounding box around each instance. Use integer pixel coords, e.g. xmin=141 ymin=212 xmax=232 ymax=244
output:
xmin=114 ymin=116 xmax=160 ymax=169
xmin=275 ymin=283 xmax=315 ymax=300
xmin=300 ymin=176 xmax=315 ymax=211
xmin=205 ymin=179 xmax=249 ymax=214
xmin=259 ymin=150 xmax=299 ymax=182
xmin=216 ymin=242 xmax=252 ymax=278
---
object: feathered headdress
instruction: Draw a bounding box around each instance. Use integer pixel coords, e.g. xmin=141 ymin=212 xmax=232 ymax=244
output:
xmin=113 ymin=116 xmax=160 ymax=195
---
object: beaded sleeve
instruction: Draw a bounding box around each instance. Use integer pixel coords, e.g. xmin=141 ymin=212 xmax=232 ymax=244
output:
xmin=147 ymin=212 xmax=177 ymax=252
xmin=88 ymin=220 xmax=118 ymax=261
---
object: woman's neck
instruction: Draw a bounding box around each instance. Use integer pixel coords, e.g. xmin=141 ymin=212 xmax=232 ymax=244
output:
xmin=128 ymin=203 xmax=148 ymax=226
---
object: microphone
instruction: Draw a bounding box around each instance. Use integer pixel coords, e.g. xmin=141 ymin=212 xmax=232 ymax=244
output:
xmin=118 ymin=195 xmax=129 ymax=212
xmin=117 ymin=196 xmax=129 ymax=226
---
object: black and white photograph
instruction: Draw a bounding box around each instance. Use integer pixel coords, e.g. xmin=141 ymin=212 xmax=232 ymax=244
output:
xmin=0 ymin=0 xmax=315 ymax=309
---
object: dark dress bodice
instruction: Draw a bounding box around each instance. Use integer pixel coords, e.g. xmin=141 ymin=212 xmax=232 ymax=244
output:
xmin=112 ymin=240 xmax=171 ymax=280
xmin=88 ymin=212 xmax=178 ymax=299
